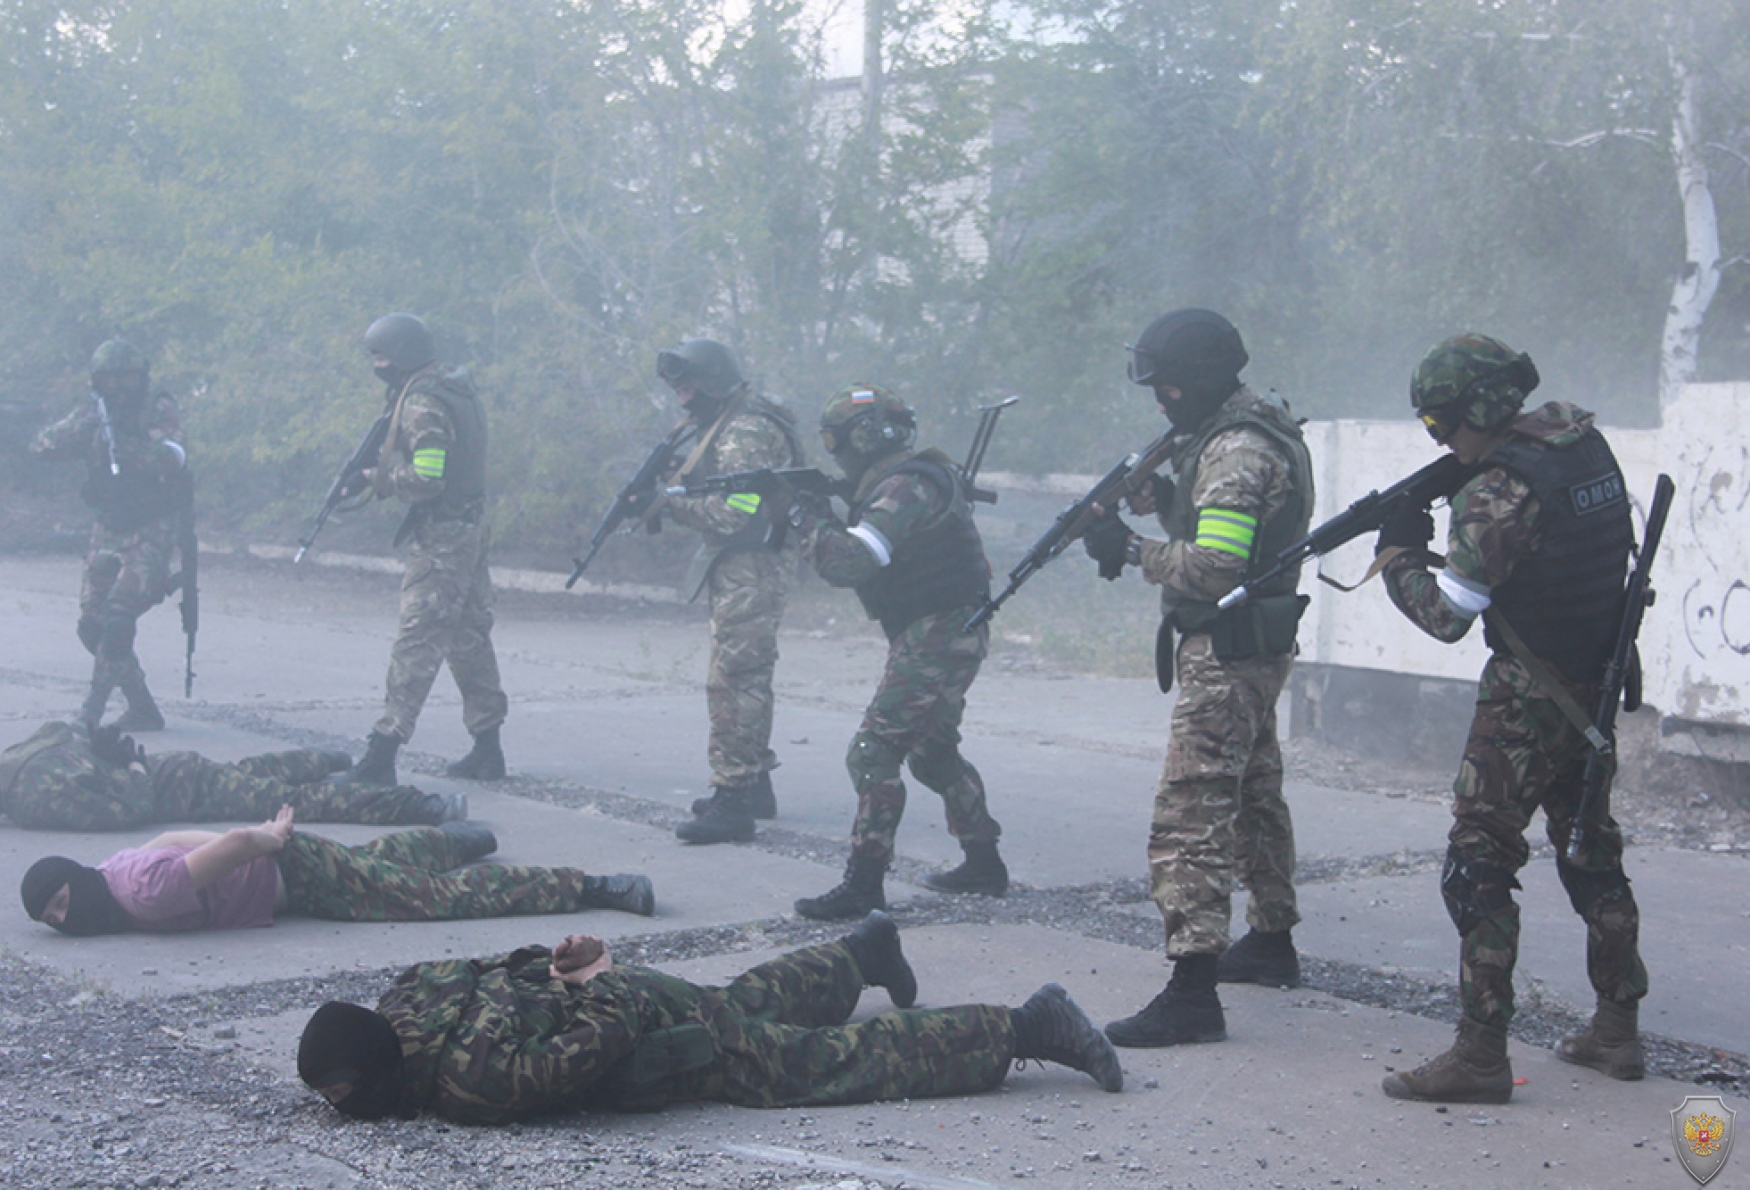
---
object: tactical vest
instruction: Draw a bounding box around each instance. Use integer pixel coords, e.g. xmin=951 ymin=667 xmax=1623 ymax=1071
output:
xmin=850 ymin=450 xmax=992 ymax=639
xmin=1481 ymin=427 xmax=1632 ymax=684
xmin=1159 ymin=387 xmax=1314 ymax=625
xmin=399 ymin=366 xmax=488 ymax=515
xmin=83 ymin=392 xmax=191 ymax=532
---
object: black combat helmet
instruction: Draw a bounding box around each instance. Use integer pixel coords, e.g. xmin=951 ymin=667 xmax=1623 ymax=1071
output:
xmin=364 ymin=313 xmax=436 ymax=386
xmin=656 ymin=338 xmax=746 ymax=406
xmin=1127 ymin=308 xmax=1248 ymax=395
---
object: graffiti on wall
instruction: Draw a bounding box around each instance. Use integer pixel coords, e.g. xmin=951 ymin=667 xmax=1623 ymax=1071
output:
xmin=1678 ymin=442 xmax=1750 ymax=661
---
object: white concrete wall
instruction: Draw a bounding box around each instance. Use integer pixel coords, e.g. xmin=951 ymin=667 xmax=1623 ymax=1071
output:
xmin=1294 ymin=386 xmax=1749 ymax=755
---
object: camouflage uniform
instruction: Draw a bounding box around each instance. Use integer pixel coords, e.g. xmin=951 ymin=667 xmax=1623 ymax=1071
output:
xmin=30 ymin=390 xmax=188 ymax=717
xmin=1135 ymin=386 xmax=1311 ymax=958
xmin=376 ymin=938 xmax=1012 ymax=1124
xmin=804 ymin=452 xmax=999 ymax=869
xmin=0 ymin=721 xmax=440 ymax=831
xmin=662 ymin=396 xmax=804 ymax=787
xmin=372 ymin=367 xmax=507 ymax=744
xmin=1383 ymin=402 xmax=1647 ymax=1029
xmin=278 ymin=829 xmax=613 ymax=923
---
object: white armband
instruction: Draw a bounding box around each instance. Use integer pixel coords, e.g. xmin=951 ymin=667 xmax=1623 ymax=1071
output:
xmin=1436 ymin=567 xmax=1491 ymax=619
xmin=847 ymin=523 xmax=892 ymax=567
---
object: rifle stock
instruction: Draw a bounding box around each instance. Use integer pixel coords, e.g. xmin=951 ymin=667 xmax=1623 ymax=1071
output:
xmin=1567 ymin=473 xmax=1674 ymax=862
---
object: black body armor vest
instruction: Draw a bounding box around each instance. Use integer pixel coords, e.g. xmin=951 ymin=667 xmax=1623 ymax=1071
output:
xmin=1482 ymin=427 xmax=1632 ymax=684
xmin=851 ymin=452 xmax=991 ymax=640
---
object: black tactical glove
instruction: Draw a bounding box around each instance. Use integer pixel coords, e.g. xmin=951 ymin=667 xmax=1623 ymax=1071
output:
xmin=1083 ymin=512 xmax=1135 ymax=581
xmin=1376 ymin=500 xmax=1436 ymax=555
xmin=91 ymin=724 xmax=147 ymax=767
xmin=1135 ymin=472 xmax=1176 ymax=517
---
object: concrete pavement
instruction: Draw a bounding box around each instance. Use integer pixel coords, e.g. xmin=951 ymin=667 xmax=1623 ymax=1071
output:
xmin=1 ymin=550 xmax=1745 ymax=1189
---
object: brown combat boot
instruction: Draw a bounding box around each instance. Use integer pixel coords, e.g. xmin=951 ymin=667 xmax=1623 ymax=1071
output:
xmin=1557 ymin=999 xmax=1645 ymax=1081
xmin=1382 ymin=1017 xmax=1513 ymax=1104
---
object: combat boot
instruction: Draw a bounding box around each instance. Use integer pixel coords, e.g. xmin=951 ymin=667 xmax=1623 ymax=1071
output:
xmin=438 ymin=820 xmax=499 ymax=864
xmin=330 ymin=731 xmax=400 ymax=788
xmin=1382 ymin=1017 xmax=1513 ymax=1104
xmin=691 ymin=772 xmax=777 ymax=820
xmin=1217 ymin=928 xmax=1302 ymax=988
xmin=113 ymin=671 xmax=165 ymax=733
xmin=445 ymin=727 xmax=506 ymax=781
xmin=795 ymin=851 xmax=887 ymax=921
xmin=1557 ymin=999 xmax=1645 ymax=1081
xmin=1104 ymin=954 xmax=1227 ymax=1048
xmin=843 ymin=909 xmax=917 ymax=1008
xmin=1011 ymin=983 xmax=1125 ymax=1092
xmin=320 ymin=751 xmax=356 ymax=775
xmin=676 ymin=783 xmax=755 ymax=844
xmin=583 ymin=873 xmax=656 ymax=917
xmin=923 ymin=839 xmax=1009 ymax=897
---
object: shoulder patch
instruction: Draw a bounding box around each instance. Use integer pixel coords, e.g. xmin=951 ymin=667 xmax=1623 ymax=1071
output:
xmin=1569 ymin=472 xmax=1625 ymax=517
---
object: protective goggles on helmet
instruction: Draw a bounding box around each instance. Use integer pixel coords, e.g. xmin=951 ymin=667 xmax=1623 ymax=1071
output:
xmin=820 ymin=411 xmax=877 ymax=455
xmin=1420 ymin=410 xmax=1459 ymax=443
xmin=1125 ymin=344 xmax=1161 ymax=387
xmin=656 ymin=350 xmax=690 ymax=385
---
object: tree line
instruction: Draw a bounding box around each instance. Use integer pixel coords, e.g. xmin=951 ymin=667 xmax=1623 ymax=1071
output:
xmin=2 ymin=0 xmax=1744 ymax=561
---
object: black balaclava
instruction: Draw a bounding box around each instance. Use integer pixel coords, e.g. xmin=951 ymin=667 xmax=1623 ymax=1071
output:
xmin=21 ymin=856 xmax=133 ymax=936
xmin=299 ymin=1001 xmax=414 ymax=1120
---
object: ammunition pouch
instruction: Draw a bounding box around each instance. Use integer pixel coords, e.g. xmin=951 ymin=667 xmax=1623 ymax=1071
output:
xmin=1170 ymin=593 xmax=1308 ymax=665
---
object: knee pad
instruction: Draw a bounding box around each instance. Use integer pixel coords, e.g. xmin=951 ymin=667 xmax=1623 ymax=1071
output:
xmin=1556 ymin=856 xmax=1632 ymax=917
xmin=1440 ymin=845 xmax=1520 ymax=935
xmin=97 ymin=611 xmax=138 ymax=662
xmin=905 ymin=741 xmax=963 ymax=791
xmin=846 ymin=732 xmax=905 ymax=794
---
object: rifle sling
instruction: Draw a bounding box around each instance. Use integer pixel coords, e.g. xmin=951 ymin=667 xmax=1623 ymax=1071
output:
xmin=1483 ymin=607 xmax=1609 ymax=753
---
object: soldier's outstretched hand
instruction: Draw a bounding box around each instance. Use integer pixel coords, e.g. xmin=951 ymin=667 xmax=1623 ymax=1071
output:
xmin=260 ymin=804 xmax=296 ymax=850
xmin=551 ymin=934 xmax=612 ymax=986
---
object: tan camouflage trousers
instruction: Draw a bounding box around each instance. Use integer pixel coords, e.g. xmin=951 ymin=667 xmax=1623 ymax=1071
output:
xmin=1448 ymin=655 xmax=1647 ymax=1028
xmin=705 ymin=548 xmax=790 ymax=786
xmin=848 ymin=611 xmax=998 ymax=867
xmin=1150 ymin=633 xmax=1298 ymax=958
xmin=79 ymin=518 xmax=178 ymax=706
xmin=376 ymin=516 xmax=507 ymax=743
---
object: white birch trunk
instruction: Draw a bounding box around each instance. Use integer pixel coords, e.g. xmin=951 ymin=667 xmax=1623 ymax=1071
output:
xmin=1658 ymin=41 xmax=1721 ymax=409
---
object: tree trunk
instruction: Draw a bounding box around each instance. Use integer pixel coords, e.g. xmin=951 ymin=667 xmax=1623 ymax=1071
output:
xmin=1658 ymin=36 xmax=1721 ymax=409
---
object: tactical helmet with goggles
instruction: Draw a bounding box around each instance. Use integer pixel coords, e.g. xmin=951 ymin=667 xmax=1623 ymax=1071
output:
xmin=1410 ymin=334 xmax=1540 ymax=441
xmin=364 ymin=313 xmax=437 ymax=386
xmin=656 ymin=338 xmax=746 ymax=404
xmin=1126 ymin=308 xmax=1248 ymax=395
xmin=819 ymin=384 xmax=915 ymax=462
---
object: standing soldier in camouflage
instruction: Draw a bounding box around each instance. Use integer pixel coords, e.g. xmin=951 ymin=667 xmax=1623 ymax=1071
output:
xmin=295 ymin=911 xmax=1121 ymax=1124
xmin=22 ymin=809 xmax=655 ymax=936
xmin=1376 ymin=334 xmax=1647 ymax=1104
xmin=1080 ymin=310 xmax=1314 ymax=1048
xmin=658 ymin=339 xmax=806 ymax=845
xmin=788 ymin=385 xmax=1007 ymax=921
xmin=31 ymin=339 xmax=192 ymax=732
xmin=0 ymin=721 xmax=465 ymax=831
xmin=334 ymin=314 xmax=509 ymax=789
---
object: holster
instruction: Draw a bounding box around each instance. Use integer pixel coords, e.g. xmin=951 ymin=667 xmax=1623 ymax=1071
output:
xmin=1172 ymin=593 xmax=1309 ymax=665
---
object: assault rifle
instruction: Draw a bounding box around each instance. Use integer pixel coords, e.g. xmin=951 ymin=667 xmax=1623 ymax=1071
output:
xmin=1567 ymin=473 xmax=1674 ymax=863
xmin=1217 ymin=452 xmax=1477 ymax=611
xmin=665 ymin=466 xmax=852 ymax=504
xmin=90 ymin=390 xmax=121 ymax=475
xmin=964 ymin=425 xmax=1178 ymax=632
xmin=178 ymin=483 xmax=199 ymax=697
xmin=565 ymin=423 xmax=696 ymax=589
xmin=294 ymin=412 xmax=391 ymax=565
